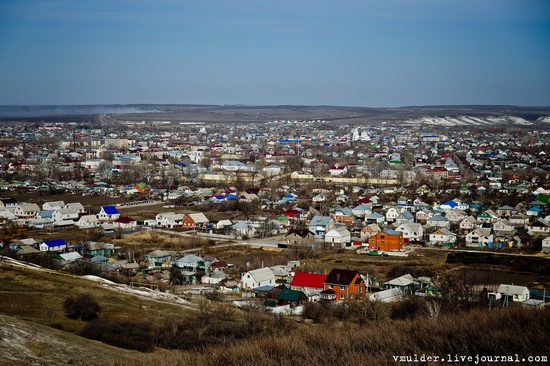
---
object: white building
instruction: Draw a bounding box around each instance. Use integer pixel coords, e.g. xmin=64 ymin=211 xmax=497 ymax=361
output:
xmin=240 ymin=267 xmax=276 ymax=290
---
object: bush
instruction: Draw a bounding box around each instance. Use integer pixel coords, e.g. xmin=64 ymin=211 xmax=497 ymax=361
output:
xmin=63 ymin=293 xmax=101 ymax=321
xmin=80 ymin=319 xmax=155 ymax=352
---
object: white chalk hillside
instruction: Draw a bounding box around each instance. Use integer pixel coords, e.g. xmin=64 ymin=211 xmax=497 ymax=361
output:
xmin=402 ymin=115 xmax=534 ymax=126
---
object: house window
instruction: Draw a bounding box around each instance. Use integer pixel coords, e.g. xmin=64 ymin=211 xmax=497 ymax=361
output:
xmin=339 ymin=294 xmax=344 ymax=299
xmin=329 ymin=285 xmax=333 ymax=289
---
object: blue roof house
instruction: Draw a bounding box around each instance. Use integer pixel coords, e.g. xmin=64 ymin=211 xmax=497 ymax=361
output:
xmin=39 ymin=239 xmax=68 ymax=252
xmin=98 ymin=206 xmax=120 ymax=221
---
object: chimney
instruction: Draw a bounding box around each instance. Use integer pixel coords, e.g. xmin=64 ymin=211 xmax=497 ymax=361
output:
xmin=336 ymin=273 xmax=340 ymax=282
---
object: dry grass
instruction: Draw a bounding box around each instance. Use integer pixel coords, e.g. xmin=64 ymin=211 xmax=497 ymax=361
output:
xmin=117 ymin=307 xmax=550 ymax=366
xmin=0 ymin=264 xmax=193 ymax=331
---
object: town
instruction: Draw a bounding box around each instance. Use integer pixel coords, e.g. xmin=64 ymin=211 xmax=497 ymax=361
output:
xmin=0 ymin=116 xmax=549 ymax=362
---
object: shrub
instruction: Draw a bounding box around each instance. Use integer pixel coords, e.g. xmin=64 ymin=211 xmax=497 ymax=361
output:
xmin=80 ymin=319 xmax=155 ymax=352
xmin=63 ymin=293 xmax=101 ymax=321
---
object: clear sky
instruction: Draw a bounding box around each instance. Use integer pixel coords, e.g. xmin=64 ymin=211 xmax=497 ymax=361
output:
xmin=1 ymin=0 xmax=549 ymax=107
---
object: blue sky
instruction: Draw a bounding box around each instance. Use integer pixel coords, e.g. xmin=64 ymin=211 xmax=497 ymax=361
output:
xmin=0 ymin=0 xmax=549 ymax=107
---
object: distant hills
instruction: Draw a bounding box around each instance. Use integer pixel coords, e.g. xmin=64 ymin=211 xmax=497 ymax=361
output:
xmin=0 ymin=104 xmax=549 ymax=127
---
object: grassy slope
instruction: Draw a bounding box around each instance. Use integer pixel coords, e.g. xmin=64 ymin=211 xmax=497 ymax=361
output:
xmin=0 ymin=264 xmax=193 ymax=331
xmin=0 ymin=313 xmax=144 ymax=366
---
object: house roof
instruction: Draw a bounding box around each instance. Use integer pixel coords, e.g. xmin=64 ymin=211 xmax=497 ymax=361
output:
xmin=59 ymin=252 xmax=82 ymax=261
xmin=385 ymin=274 xmax=417 ymax=287
xmin=187 ymin=213 xmax=209 ymax=223
xmin=177 ymin=254 xmax=204 ymax=264
xmin=290 ymin=272 xmax=327 ymax=289
xmin=101 ymin=206 xmax=119 ymax=215
xmin=278 ymin=288 xmax=305 ymax=302
xmin=247 ymin=267 xmax=275 ymax=283
xmin=43 ymin=239 xmax=67 ymax=247
xmin=114 ymin=217 xmax=136 ymax=224
xmin=497 ymin=284 xmax=529 ymax=295
xmin=369 ymin=288 xmax=403 ymax=301
xmin=325 ymin=268 xmax=361 ymax=286
xmin=146 ymin=249 xmax=171 ymax=258
xmin=286 ymin=228 xmax=314 ymax=238
xmin=309 ymin=215 xmax=332 ymax=226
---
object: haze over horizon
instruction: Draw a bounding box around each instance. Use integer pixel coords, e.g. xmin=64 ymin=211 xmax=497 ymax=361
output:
xmin=1 ymin=0 xmax=549 ymax=107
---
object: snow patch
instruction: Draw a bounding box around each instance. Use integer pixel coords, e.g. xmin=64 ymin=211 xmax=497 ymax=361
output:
xmin=82 ymin=275 xmax=116 ymax=284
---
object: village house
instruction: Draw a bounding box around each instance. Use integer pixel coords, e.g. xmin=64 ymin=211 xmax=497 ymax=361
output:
xmin=64 ymin=202 xmax=86 ymax=214
xmin=176 ymin=254 xmax=206 ymax=272
xmin=290 ymin=272 xmax=327 ymax=302
xmin=385 ymin=206 xmax=401 ymax=223
xmin=395 ymin=222 xmax=423 ymax=243
xmin=52 ymin=208 xmax=79 ymax=222
xmin=428 ymin=228 xmax=456 ymax=246
xmin=42 ymin=201 xmax=65 ymax=211
xmin=369 ymin=229 xmax=404 ymax=251
xmin=277 ymin=288 xmax=307 ymax=307
xmin=364 ymin=212 xmax=385 ymax=225
xmin=351 ymin=204 xmax=372 ymax=218
xmin=285 ymin=228 xmax=316 ymax=248
xmin=240 ymin=267 xmax=276 ymax=290
xmin=321 ymin=268 xmax=366 ymax=302
xmin=182 ymin=213 xmax=209 ymax=229
xmin=541 ymin=236 xmax=550 ymax=253
xmin=308 ymin=215 xmax=336 ymax=236
xmin=156 ymin=212 xmax=184 ymax=228
xmin=113 ymin=216 xmax=138 ymax=230
xmin=465 ymin=228 xmax=494 ymax=247
xmin=145 ymin=250 xmax=172 ymax=268
xmin=384 ymin=274 xmax=418 ymax=295
xmin=97 ymin=205 xmax=120 ymax=221
xmin=324 ymin=227 xmax=351 ymax=249
xmin=360 ymin=223 xmax=382 ymax=241
xmin=76 ymin=214 xmax=100 ymax=228
xmin=39 ymin=239 xmax=68 ymax=252
xmin=15 ymin=203 xmax=41 ymax=220
xmin=459 ymin=216 xmax=478 ymax=231
xmin=497 ymin=284 xmax=530 ymax=302
xmin=331 ymin=207 xmax=354 ymax=226
xmin=395 ymin=211 xmax=415 ymax=225
xmin=426 ymin=215 xmax=451 ymax=229
xmin=526 ymin=219 xmax=550 ymax=236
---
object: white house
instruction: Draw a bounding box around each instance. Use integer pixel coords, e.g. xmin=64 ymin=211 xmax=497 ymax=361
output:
xmin=526 ymin=219 xmax=550 ymax=236
xmin=76 ymin=214 xmax=100 ymax=228
xmin=324 ymin=227 xmax=351 ymax=248
xmin=395 ymin=223 xmax=424 ymax=242
xmin=369 ymin=288 xmax=403 ymax=303
xmin=541 ymin=236 xmax=550 ymax=254
xmin=97 ymin=206 xmax=120 ymax=221
xmin=429 ymin=228 xmax=456 ymax=245
xmin=426 ymin=215 xmax=451 ymax=228
xmin=39 ymin=239 xmax=68 ymax=252
xmin=240 ymin=267 xmax=276 ymax=290
xmin=329 ymin=165 xmax=348 ymax=176
xmin=156 ymin=212 xmax=184 ymax=228
xmin=385 ymin=207 xmax=401 ymax=223
xmin=352 ymin=204 xmax=372 ymax=218
xmin=0 ymin=207 xmax=16 ymax=221
xmin=15 ymin=203 xmax=41 ymax=219
xmin=64 ymin=202 xmax=86 ymax=214
xmin=459 ymin=216 xmax=478 ymax=231
xmin=52 ymin=208 xmax=79 ymax=222
xmin=466 ymin=228 xmax=494 ymax=247
xmin=497 ymin=284 xmax=530 ymax=302
xmin=42 ymin=201 xmax=65 ymax=211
